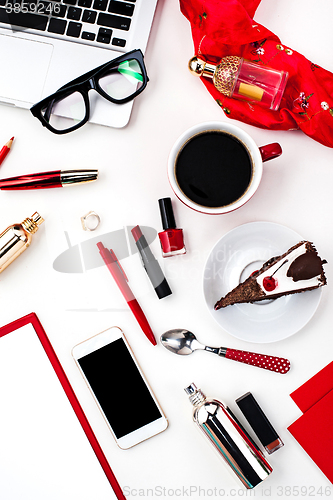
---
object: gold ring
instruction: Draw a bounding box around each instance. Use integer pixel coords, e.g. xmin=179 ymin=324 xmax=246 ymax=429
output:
xmin=81 ymin=211 xmax=101 ymax=231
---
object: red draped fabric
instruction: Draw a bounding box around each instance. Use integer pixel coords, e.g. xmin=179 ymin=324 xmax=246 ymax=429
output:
xmin=180 ymin=0 xmax=333 ymax=148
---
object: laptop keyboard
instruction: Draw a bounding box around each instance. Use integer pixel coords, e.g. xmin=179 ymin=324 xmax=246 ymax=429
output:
xmin=0 ymin=0 xmax=135 ymax=48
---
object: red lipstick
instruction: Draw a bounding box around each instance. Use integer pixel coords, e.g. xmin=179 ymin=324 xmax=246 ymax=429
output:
xmin=131 ymin=225 xmax=172 ymax=299
xmin=236 ymin=392 xmax=284 ymax=454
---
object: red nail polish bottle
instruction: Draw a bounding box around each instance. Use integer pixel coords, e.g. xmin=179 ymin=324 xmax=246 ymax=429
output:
xmin=158 ymin=198 xmax=186 ymax=258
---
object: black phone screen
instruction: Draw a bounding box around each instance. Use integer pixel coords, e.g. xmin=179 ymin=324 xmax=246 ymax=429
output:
xmin=77 ymin=338 xmax=162 ymax=438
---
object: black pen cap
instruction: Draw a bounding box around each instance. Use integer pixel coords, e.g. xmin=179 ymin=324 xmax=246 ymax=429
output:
xmin=236 ymin=392 xmax=284 ymax=454
xmin=158 ymin=198 xmax=176 ymax=230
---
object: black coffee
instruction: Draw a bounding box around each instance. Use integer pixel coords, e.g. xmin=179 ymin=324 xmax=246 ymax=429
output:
xmin=175 ymin=130 xmax=253 ymax=208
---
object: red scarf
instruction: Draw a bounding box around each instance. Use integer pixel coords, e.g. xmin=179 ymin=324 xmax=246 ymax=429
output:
xmin=180 ymin=0 xmax=333 ymax=148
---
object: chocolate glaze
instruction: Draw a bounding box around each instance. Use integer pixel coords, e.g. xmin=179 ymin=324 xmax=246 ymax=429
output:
xmin=287 ymin=251 xmax=324 ymax=282
xmin=214 ymin=241 xmax=327 ymax=310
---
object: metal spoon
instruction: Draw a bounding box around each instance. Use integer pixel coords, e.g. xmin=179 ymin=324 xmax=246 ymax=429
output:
xmin=160 ymin=329 xmax=290 ymax=374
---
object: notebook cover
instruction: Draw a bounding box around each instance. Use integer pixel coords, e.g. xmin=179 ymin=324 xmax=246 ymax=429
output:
xmin=290 ymin=361 xmax=333 ymax=413
xmin=0 ymin=312 xmax=125 ymax=500
xmin=288 ymin=388 xmax=333 ymax=484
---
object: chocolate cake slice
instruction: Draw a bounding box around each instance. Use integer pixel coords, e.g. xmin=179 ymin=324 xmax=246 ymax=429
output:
xmin=214 ymin=241 xmax=327 ymax=310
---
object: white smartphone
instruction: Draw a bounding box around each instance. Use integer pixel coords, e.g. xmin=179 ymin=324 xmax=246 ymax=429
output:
xmin=72 ymin=326 xmax=168 ymax=449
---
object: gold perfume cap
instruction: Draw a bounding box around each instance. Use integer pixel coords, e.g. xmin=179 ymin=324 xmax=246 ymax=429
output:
xmin=188 ymin=56 xmax=216 ymax=79
xmin=189 ymin=55 xmax=243 ymax=97
xmin=22 ymin=212 xmax=44 ymax=234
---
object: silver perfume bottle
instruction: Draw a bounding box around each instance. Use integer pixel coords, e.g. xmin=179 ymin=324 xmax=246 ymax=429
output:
xmin=185 ymin=383 xmax=272 ymax=489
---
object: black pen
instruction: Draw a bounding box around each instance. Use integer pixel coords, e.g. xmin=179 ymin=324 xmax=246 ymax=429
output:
xmin=131 ymin=225 xmax=172 ymax=299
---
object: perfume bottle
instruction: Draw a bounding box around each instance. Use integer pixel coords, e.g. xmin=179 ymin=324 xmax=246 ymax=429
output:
xmin=158 ymin=198 xmax=186 ymax=257
xmin=184 ymin=383 xmax=272 ymax=489
xmin=0 ymin=212 xmax=44 ymax=274
xmin=189 ymin=55 xmax=288 ymax=111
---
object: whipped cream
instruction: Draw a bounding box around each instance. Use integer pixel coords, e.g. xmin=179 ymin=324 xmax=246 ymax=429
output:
xmin=256 ymin=242 xmax=323 ymax=296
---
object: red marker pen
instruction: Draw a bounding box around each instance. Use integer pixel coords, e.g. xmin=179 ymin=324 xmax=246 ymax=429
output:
xmin=97 ymin=242 xmax=157 ymax=346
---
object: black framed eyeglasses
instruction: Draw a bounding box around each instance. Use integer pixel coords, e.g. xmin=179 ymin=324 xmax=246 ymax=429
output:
xmin=30 ymin=49 xmax=148 ymax=134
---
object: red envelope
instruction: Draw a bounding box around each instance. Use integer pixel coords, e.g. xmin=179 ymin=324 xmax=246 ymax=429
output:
xmin=288 ymin=361 xmax=333 ymax=484
xmin=290 ymin=361 xmax=333 ymax=413
xmin=288 ymin=388 xmax=333 ymax=484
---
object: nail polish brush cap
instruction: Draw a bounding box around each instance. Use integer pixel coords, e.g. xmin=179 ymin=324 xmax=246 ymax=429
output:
xmin=158 ymin=198 xmax=176 ymax=230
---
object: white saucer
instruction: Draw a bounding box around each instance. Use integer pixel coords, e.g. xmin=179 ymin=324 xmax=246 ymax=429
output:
xmin=203 ymin=221 xmax=323 ymax=343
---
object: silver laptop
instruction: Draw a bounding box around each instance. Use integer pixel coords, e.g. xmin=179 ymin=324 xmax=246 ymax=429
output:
xmin=0 ymin=0 xmax=158 ymax=127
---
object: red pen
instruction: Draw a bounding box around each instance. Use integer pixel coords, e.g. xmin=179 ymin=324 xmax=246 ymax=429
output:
xmin=0 ymin=137 xmax=14 ymax=167
xmin=97 ymin=242 xmax=157 ymax=346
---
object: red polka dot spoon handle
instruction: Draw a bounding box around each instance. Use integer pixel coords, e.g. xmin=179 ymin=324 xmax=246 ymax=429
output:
xmin=160 ymin=329 xmax=291 ymax=374
xmin=221 ymin=348 xmax=290 ymax=374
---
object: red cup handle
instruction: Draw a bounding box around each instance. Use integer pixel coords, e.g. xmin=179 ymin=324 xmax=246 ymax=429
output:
xmin=259 ymin=143 xmax=282 ymax=162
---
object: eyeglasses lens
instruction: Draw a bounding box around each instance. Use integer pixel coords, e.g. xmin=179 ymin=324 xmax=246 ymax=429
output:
xmin=41 ymin=91 xmax=86 ymax=131
xmin=98 ymin=58 xmax=144 ymax=100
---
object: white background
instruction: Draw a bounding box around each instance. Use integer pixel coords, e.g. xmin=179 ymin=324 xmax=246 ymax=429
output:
xmin=0 ymin=0 xmax=333 ymax=498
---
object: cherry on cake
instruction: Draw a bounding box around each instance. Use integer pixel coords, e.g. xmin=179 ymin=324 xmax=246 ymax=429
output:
xmin=214 ymin=241 xmax=327 ymax=310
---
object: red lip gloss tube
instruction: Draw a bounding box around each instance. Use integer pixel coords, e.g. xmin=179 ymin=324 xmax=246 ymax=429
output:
xmin=158 ymin=198 xmax=186 ymax=258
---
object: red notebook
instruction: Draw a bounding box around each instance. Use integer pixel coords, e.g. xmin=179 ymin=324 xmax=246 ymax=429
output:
xmin=0 ymin=313 xmax=125 ymax=500
xmin=288 ymin=361 xmax=333 ymax=484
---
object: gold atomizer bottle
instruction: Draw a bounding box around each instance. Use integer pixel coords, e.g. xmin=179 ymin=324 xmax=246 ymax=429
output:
xmin=0 ymin=212 xmax=44 ymax=274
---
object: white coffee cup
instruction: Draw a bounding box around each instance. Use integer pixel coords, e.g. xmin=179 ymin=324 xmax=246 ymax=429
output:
xmin=167 ymin=121 xmax=282 ymax=215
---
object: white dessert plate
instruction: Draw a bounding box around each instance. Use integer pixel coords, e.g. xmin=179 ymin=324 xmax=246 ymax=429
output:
xmin=203 ymin=221 xmax=323 ymax=343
